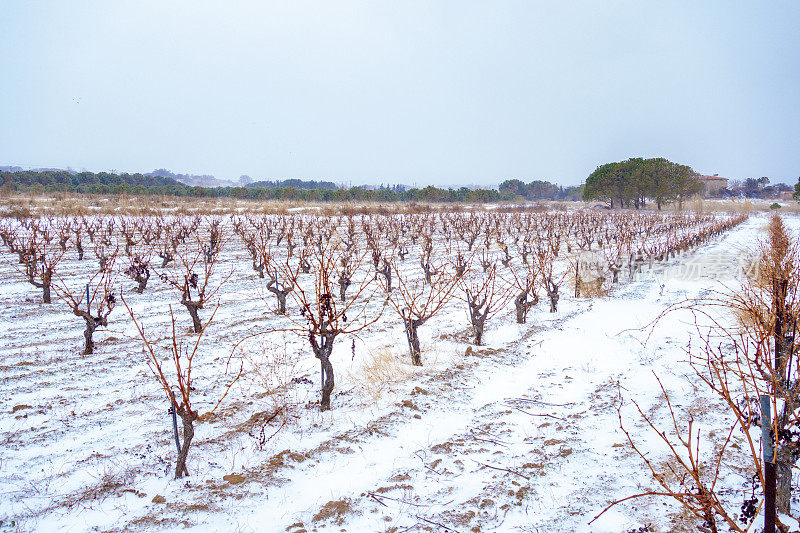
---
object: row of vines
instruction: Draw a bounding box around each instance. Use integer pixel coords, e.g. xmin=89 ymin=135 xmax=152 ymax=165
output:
xmin=0 ymin=209 xmax=747 ymax=478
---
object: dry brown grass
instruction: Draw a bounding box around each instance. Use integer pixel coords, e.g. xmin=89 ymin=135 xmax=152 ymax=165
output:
xmin=733 ymin=213 xmax=799 ymax=334
xmin=684 ymin=197 xmax=756 ymax=215
xmin=58 ymin=467 xmax=138 ymax=509
xmin=569 ymin=258 xmax=609 ymax=298
xmin=683 ymin=196 xmax=800 ymax=215
xmin=2 ymin=190 xmax=797 ymax=218
xmin=0 ymin=193 xmax=582 ymax=217
xmin=0 ymin=193 xmax=298 ymax=217
xmin=577 ymin=276 xmax=609 ymax=298
xmin=312 ymin=498 xmax=355 ymax=524
xmin=350 ymin=347 xmax=413 ymax=401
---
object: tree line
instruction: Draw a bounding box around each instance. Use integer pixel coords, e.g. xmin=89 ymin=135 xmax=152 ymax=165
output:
xmin=248 ymin=178 xmax=339 ymax=190
xmin=582 ymin=157 xmax=702 ymax=209
xmin=1 ymin=170 xmax=517 ymax=203
xmin=4 ymin=163 xmax=713 ymax=207
xmin=498 ymin=179 xmax=583 ymax=201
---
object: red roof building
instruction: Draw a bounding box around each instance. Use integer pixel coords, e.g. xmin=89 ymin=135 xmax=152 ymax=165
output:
xmin=698 ymin=175 xmax=728 ymax=196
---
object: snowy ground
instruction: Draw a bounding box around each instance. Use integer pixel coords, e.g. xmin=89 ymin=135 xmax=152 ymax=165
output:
xmin=0 ymin=212 xmax=782 ymax=532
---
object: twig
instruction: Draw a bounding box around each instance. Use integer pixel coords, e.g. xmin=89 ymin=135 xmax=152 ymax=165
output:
xmin=414 ymin=515 xmax=457 ymax=532
xmin=367 ymin=491 xmax=430 ymax=508
xmin=509 ymin=406 xmax=567 ymax=421
xmin=472 ymin=460 xmax=530 ymax=480
xmin=508 ymin=398 xmax=571 ymax=407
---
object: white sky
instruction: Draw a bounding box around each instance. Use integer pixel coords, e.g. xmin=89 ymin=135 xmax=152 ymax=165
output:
xmin=1 ymin=1 xmax=798 ymax=186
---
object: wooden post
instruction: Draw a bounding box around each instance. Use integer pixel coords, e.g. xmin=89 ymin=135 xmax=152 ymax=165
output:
xmin=761 ymin=394 xmax=776 ymax=533
xmin=170 ymin=403 xmax=181 ymax=453
xmin=773 ymin=277 xmax=792 ymax=514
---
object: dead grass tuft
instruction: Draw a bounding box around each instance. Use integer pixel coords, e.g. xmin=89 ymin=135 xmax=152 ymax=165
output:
xmin=685 ymin=197 xmax=756 ymax=215
xmin=352 ymin=347 xmax=413 ymax=400
xmin=59 ymin=467 xmax=137 ymax=509
xmin=572 ymin=271 xmax=609 ymax=298
xmin=311 ymin=498 xmax=355 ymax=524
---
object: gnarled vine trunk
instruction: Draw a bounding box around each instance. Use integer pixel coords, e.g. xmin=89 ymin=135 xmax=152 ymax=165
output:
xmin=174 ymin=408 xmax=196 ymax=478
xmin=514 ymin=289 xmax=538 ymax=324
xmin=309 ymin=331 xmax=336 ymax=411
xmin=545 ymin=277 xmax=559 ymax=313
xmin=83 ymin=320 xmax=97 ymax=355
xmin=182 ymin=298 xmax=203 ymax=333
xmin=73 ymin=309 xmax=109 ymax=355
xmin=403 ymin=317 xmax=425 ymax=366
xmin=29 ymin=269 xmax=52 ymax=304
xmin=467 ymin=295 xmax=489 ymax=345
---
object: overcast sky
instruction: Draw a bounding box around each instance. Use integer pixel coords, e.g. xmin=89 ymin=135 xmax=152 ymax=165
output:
xmin=1 ymin=1 xmax=798 ymax=186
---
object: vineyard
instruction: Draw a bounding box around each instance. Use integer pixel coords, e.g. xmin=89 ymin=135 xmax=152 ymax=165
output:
xmin=0 ymin=207 xmax=781 ymax=532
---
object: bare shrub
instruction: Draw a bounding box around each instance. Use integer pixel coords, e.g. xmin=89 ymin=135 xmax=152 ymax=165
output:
xmin=122 ymin=302 xmax=242 ymax=478
xmin=157 ymin=232 xmax=228 ymax=333
xmin=273 ymin=238 xmax=385 ymax=411
xmin=53 ymin=250 xmax=118 ymax=355
xmin=457 ymin=261 xmax=512 ymax=345
xmin=384 ymin=256 xmax=460 ymax=366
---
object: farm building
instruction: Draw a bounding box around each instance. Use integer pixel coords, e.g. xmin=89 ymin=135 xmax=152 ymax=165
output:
xmin=698 ymin=175 xmax=729 ymax=196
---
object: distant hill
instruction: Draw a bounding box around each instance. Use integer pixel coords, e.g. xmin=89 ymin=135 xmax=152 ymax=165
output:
xmin=146 ymin=168 xmax=234 ymax=188
xmin=1 ymin=165 xmax=77 ymax=174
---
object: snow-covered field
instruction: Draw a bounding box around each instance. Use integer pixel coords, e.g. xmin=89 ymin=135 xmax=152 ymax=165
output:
xmin=0 ymin=210 xmax=779 ymax=532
